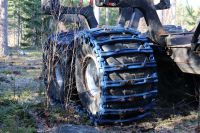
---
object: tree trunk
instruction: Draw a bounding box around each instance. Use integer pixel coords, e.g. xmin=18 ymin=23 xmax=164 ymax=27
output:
xmin=105 ymin=8 xmax=109 ymax=25
xmin=0 ymin=0 xmax=8 ymax=56
xmin=93 ymin=2 xmax=100 ymax=24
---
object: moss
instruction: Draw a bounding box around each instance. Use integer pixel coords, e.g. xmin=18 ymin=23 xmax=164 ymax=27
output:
xmin=0 ymin=70 xmax=13 ymax=75
xmin=0 ymin=96 xmax=36 ymax=133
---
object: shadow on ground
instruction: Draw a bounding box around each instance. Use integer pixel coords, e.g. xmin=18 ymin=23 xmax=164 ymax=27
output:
xmin=0 ymin=47 xmax=199 ymax=133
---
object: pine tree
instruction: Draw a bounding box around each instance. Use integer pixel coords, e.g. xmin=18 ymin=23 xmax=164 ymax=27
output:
xmin=0 ymin=0 xmax=9 ymax=56
xmin=21 ymin=0 xmax=42 ymax=46
xmin=8 ymin=0 xmax=42 ymax=47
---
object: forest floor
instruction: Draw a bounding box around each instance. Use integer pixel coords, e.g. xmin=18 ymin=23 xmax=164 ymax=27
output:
xmin=0 ymin=47 xmax=200 ymax=133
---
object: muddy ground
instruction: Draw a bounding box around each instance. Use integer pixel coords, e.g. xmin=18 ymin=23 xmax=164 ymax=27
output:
xmin=0 ymin=47 xmax=199 ymax=133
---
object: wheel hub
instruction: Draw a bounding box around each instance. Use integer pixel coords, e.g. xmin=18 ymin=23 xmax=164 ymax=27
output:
xmin=84 ymin=57 xmax=100 ymax=97
xmin=55 ymin=63 xmax=63 ymax=88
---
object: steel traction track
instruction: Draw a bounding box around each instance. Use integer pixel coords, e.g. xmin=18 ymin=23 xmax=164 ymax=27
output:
xmin=79 ymin=27 xmax=158 ymax=124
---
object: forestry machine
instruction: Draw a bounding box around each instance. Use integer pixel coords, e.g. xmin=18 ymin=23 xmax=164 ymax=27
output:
xmin=41 ymin=0 xmax=200 ymax=124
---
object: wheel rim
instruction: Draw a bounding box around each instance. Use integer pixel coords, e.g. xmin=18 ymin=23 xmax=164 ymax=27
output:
xmin=83 ymin=56 xmax=102 ymax=115
xmin=84 ymin=56 xmax=100 ymax=97
xmin=55 ymin=63 xmax=63 ymax=88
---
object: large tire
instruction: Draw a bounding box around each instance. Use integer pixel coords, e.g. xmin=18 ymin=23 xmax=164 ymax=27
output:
xmin=43 ymin=32 xmax=76 ymax=106
xmin=75 ymin=27 xmax=158 ymax=124
xmin=154 ymin=50 xmax=199 ymax=103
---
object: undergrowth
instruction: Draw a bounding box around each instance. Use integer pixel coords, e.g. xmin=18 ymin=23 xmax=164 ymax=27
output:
xmin=0 ymin=92 xmax=36 ymax=133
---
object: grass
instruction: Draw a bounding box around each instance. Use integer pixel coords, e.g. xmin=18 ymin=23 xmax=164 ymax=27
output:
xmin=0 ymin=47 xmax=43 ymax=132
xmin=0 ymin=47 xmax=199 ymax=132
xmin=0 ymin=92 xmax=36 ymax=133
xmin=0 ymin=70 xmax=13 ymax=75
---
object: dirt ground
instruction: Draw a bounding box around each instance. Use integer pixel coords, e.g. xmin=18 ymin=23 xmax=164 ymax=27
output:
xmin=0 ymin=48 xmax=200 ymax=133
